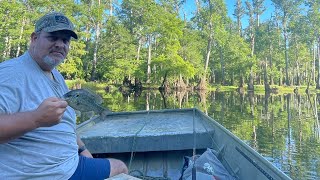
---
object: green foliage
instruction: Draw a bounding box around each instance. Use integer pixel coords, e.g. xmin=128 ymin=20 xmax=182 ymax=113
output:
xmin=58 ymin=41 xmax=86 ymax=79
xmin=65 ymin=79 xmax=86 ymax=88
xmin=179 ymin=27 xmax=205 ymax=76
xmin=96 ymin=18 xmax=137 ymax=82
xmin=215 ymin=33 xmax=253 ymax=84
xmin=0 ymin=0 xmax=319 ymax=89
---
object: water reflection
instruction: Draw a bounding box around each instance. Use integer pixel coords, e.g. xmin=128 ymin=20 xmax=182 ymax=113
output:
xmin=100 ymin=89 xmax=320 ymax=179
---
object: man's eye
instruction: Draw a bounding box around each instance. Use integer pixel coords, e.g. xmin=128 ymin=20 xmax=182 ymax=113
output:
xmin=47 ymin=37 xmax=70 ymax=44
xmin=63 ymin=38 xmax=70 ymax=44
xmin=48 ymin=36 xmax=58 ymax=41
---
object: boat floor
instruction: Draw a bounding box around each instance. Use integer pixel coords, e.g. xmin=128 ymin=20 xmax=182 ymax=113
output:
xmin=95 ymin=149 xmax=208 ymax=180
xmin=106 ymin=173 xmax=142 ymax=180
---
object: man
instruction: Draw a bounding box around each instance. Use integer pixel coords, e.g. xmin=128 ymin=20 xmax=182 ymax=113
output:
xmin=0 ymin=12 xmax=128 ymax=179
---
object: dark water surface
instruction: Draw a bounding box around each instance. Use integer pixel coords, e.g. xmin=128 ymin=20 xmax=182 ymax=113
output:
xmin=98 ymin=89 xmax=320 ymax=180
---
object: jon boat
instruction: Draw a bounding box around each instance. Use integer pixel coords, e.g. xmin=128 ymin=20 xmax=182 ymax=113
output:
xmin=76 ymin=108 xmax=292 ymax=180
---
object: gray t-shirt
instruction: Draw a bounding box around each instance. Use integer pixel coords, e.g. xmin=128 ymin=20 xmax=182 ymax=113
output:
xmin=0 ymin=52 xmax=78 ymax=180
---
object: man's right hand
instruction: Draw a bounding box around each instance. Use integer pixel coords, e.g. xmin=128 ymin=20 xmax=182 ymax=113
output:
xmin=33 ymin=97 xmax=68 ymax=127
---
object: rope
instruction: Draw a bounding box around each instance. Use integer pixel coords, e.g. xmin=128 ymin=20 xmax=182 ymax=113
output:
xmin=128 ymin=111 xmax=150 ymax=171
xmin=128 ymin=111 xmax=172 ymax=180
xmin=192 ymin=99 xmax=197 ymax=180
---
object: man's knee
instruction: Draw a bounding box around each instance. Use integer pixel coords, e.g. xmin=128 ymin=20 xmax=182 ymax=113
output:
xmin=108 ymin=158 xmax=128 ymax=177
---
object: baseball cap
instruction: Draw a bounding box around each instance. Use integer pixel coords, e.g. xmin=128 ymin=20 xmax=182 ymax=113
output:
xmin=35 ymin=12 xmax=78 ymax=39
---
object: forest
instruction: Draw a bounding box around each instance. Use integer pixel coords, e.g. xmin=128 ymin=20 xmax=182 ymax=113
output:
xmin=0 ymin=0 xmax=319 ymax=91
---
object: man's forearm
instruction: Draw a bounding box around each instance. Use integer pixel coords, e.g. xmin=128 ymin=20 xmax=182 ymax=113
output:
xmin=0 ymin=111 xmax=39 ymax=143
xmin=0 ymin=97 xmax=68 ymax=144
xmin=77 ymin=135 xmax=93 ymax=158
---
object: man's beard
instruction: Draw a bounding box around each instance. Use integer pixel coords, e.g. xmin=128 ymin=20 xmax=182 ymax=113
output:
xmin=43 ymin=56 xmax=64 ymax=69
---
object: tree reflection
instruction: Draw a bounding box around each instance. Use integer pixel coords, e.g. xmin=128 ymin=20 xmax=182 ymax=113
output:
xmin=196 ymin=89 xmax=208 ymax=114
xmin=248 ymin=91 xmax=255 ymax=117
xmin=315 ymin=94 xmax=320 ymax=141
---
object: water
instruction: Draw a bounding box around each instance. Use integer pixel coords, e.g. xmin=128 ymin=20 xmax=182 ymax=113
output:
xmin=97 ymin=89 xmax=320 ymax=180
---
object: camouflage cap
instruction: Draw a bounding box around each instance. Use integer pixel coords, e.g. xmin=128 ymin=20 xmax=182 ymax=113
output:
xmin=35 ymin=12 xmax=78 ymax=39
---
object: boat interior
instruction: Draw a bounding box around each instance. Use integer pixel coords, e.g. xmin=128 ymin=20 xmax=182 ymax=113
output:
xmin=78 ymin=108 xmax=291 ymax=180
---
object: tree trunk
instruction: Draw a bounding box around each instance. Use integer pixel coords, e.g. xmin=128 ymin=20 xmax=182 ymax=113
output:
xmin=264 ymin=59 xmax=270 ymax=92
xmin=246 ymin=1 xmax=255 ymax=57
xmin=90 ymin=22 xmax=100 ymax=81
xmin=84 ymin=25 xmax=91 ymax=81
xmin=202 ymin=0 xmax=214 ymax=88
xmin=195 ymin=0 xmax=201 ymax=13
xmin=313 ymin=42 xmax=316 ymax=85
xmin=16 ymin=17 xmax=26 ymax=57
xmin=316 ymin=37 xmax=320 ymax=89
xmin=248 ymin=68 xmax=254 ymax=91
xmin=268 ymin=22 xmax=274 ymax=85
xmin=136 ymin=38 xmax=142 ymax=61
xmin=245 ymin=1 xmax=255 ymax=90
xmin=2 ymin=36 xmax=9 ymax=60
xmin=293 ymin=35 xmax=300 ymax=86
xmin=283 ymin=11 xmax=290 ymax=86
xmin=1 ymin=9 xmax=9 ymax=61
xmin=146 ymin=35 xmax=152 ymax=84
xmin=90 ymin=0 xmax=102 ymax=81
xmin=176 ymin=74 xmax=186 ymax=91
xmin=234 ymin=0 xmax=244 ymax=36
xmin=109 ymin=0 xmax=113 ymax=16
xmin=211 ymin=69 xmax=215 ymax=84
xmin=279 ymin=68 xmax=283 ymax=86
xmin=196 ymin=77 xmax=207 ymax=90
xmin=219 ymin=46 xmax=225 ymax=85
xmin=231 ymin=72 xmax=234 ymax=85
xmin=146 ymin=91 xmax=150 ymax=111
xmin=204 ymin=30 xmax=212 ymax=77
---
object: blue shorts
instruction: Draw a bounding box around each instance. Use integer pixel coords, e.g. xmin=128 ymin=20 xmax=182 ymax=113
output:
xmin=69 ymin=155 xmax=110 ymax=180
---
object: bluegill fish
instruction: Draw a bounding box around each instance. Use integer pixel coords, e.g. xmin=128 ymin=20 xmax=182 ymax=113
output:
xmin=62 ymin=89 xmax=112 ymax=116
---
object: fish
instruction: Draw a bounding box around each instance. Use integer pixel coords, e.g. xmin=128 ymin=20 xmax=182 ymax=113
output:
xmin=62 ymin=89 xmax=112 ymax=116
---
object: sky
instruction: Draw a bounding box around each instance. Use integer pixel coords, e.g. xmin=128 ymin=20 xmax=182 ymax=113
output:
xmin=183 ymin=0 xmax=275 ymax=28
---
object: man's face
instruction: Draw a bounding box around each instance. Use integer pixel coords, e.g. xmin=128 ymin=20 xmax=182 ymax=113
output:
xmin=30 ymin=30 xmax=71 ymax=71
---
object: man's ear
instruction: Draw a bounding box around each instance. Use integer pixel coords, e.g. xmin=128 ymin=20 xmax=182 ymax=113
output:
xmin=30 ymin=32 xmax=38 ymax=42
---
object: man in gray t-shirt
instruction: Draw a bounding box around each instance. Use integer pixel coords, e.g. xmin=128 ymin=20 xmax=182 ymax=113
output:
xmin=0 ymin=12 xmax=127 ymax=180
